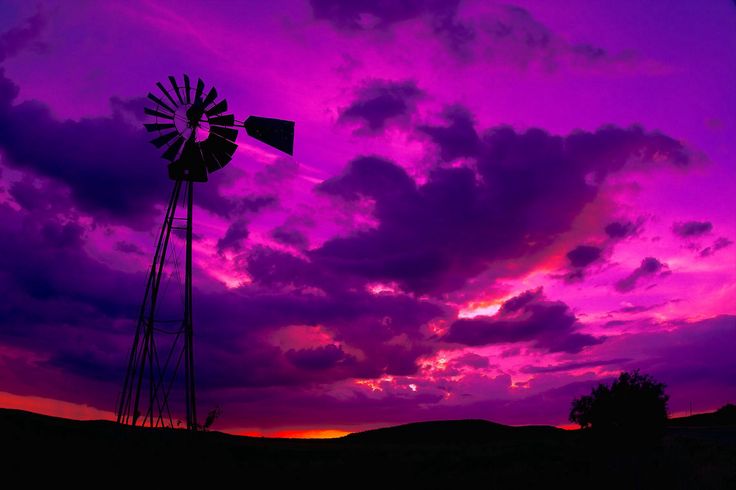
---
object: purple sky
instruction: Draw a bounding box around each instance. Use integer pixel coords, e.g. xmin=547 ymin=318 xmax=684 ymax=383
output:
xmin=0 ymin=0 xmax=734 ymax=436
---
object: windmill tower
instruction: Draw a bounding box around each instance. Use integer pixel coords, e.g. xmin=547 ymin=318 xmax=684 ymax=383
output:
xmin=116 ymin=75 xmax=294 ymax=430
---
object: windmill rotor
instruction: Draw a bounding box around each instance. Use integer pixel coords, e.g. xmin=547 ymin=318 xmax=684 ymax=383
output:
xmin=144 ymin=74 xmax=295 ymax=182
xmin=144 ymin=74 xmax=238 ymax=182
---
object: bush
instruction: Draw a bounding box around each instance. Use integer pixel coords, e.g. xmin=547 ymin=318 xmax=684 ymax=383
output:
xmin=569 ymin=369 xmax=669 ymax=436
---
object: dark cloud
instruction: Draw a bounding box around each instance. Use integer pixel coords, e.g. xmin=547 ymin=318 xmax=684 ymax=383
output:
xmin=271 ymin=224 xmax=309 ymax=249
xmin=309 ymin=0 xmax=472 ymax=61
xmin=430 ymin=9 xmax=475 ymax=55
xmin=672 ymin=220 xmax=713 ymax=238
xmin=521 ymin=358 xmax=630 ymax=374
xmin=0 ymin=73 xmax=165 ymax=229
xmin=560 ymin=245 xmax=603 ymax=283
xmin=310 ymin=0 xmax=459 ymax=31
xmin=8 ymin=178 xmax=58 ymax=213
xmin=40 ymin=221 xmax=85 ymax=249
xmin=603 ymin=320 xmax=632 ymax=327
xmin=418 ymin=105 xmax=480 ymax=161
xmin=604 ymin=220 xmax=640 ymax=239
xmin=456 ymin=5 xmax=643 ymax=71
xmin=109 ymin=96 xmax=149 ymax=123
xmin=196 ymin=186 xmax=276 ymax=219
xmin=240 ymin=247 xmax=447 ymax=374
xmin=316 ymin=155 xmax=416 ymax=202
xmin=242 ymin=245 xmax=446 ymax=332
xmin=44 ymin=348 xmax=123 ymax=384
xmin=699 ymin=237 xmax=732 ymax=258
xmin=451 ymin=352 xmax=489 ymax=369
xmin=312 ymin=118 xmax=691 ymax=295
xmin=285 ymin=344 xmax=355 ymax=370
xmin=238 ymin=195 xmax=278 ymax=212
xmin=0 ymin=9 xmax=45 ymax=62
xmin=338 ymin=79 xmax=423 ymax=133
xmin=114 ymin=241 xmax=145 ymax=256
xmin=0 ymin=203 xmax=143 ymax=334
xmin=612 ymin=300 xmax=674 ymax=314
xmin=443 ymin=288 xmax=602 ymax=353
xmin=217 ymin=220 xmax=250 ymax=254
xmin=190 ymin=285 xmax=445 ymax=387
xmin=615 ymin=257 xmax=669 ymax=293
xmin=566 ymin=245 xmax=601 ymax=268
xmin=560 ymin=219 xmax=642 ymax=283
xmin=254 ymin=157 xmax=299 ymax=186
xmin=244 ymin=244 xmax=334 ymax=291
xmin=499 ymin=288 xmax=540 ymax=313
xmin=190 ymin=245 xmax=448 ymax=383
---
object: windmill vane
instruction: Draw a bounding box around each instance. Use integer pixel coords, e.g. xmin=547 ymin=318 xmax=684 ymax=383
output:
xmin=116 ymin=75 xmax=295 ymax=430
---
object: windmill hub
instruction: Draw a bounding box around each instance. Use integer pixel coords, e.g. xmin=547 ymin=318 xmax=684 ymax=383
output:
xmin=173 ymin=104 xmax=209 ymax=141
xmin=116 ymin=74 xmax=295 ymax=431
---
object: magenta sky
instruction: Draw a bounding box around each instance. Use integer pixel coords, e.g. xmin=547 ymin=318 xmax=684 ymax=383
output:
xmin=0 ymin=0 xmax=734 ymax=437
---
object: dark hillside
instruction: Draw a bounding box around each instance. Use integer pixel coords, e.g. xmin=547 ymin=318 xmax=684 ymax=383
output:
xmin=668 ymin=404 xmax=736 ymax=427
xmin=2 ymin=408 xmax=735 ymax=488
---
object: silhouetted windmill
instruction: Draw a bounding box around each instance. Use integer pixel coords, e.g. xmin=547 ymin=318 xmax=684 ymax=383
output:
xmin=116 ymin=75 xmax=294 ymax=430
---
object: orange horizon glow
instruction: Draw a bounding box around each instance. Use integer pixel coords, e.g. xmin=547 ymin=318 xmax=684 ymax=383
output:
xmin=0 ymin=390 xmax=354 ymax=438
xmin=0 ymin=390 xmax=116 ymax=422
xmin=2 ymin=389 xmax=728 ymax=439
xmin=232 ymin=428 xmax=352 ymax=439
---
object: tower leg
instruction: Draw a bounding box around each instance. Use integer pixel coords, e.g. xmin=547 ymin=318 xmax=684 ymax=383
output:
xmin=184 ymin=180 xmax=197 ymax=430
xmin=117 ymin=178 xmax=197 ymax=430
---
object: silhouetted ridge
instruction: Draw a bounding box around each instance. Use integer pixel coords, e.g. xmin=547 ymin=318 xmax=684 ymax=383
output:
xmin=343 ymin=419 xmax=563 ymax=443
xmin=669 ymin=404 xmax=736 ymax=427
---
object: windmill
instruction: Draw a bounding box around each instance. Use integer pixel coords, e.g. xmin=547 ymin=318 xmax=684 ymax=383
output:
xmin=116 ymin=75 xmax=294 ymax=430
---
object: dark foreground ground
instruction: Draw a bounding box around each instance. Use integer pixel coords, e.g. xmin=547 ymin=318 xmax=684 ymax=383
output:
xmin=2 ymin=408 xmax=735 ymax=488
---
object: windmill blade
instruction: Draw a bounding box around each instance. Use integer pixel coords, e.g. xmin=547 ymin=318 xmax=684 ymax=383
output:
xmin=194 ymin=79 xmax=205 ymax=103
xmin=201 ymin=148 xmax=223 ymax=171
xmin=205 ymin=99 xmax=228 ymax=117
xmin=147 ymin=93 xmax=175 ymax=114
xmin=144 ymin=122 xmax=176 ymax=132
xmin=183 ymin=74 xmax=191 ymax=103
xmin=209 ymin=125 xmax=238 ymax=142
xmin=244 ymin=116 xmax=295 ymax=155
xmin=156 ymin=82 xmax=179 ymax=108
xmin=208 ymin=114 xmax=235 ymax=127
xmin=180 ymin=138 xmax=207 ymax=168
xmin=202 ymin=137 xmax=237 ymax=172
xmin=203 ymin=149 xmax=232 ymax=172
xmin=144 ymin=107 xmax=175 ymax=120
xmin=162 ymin=136 xmax=186 ymax=161
xmin=168 ymin=76 xmax=184 ymax=104
xmin=205 ymin=136 xmax=237 ymax=157
xmin=150 ymin=131 xmax=179 ymax=148
xmin=202 ymin=87 xmax=218 ymax=108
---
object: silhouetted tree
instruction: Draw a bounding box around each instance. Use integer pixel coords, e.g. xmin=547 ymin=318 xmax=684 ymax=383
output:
xmin=569 ymin=370 xmax=669 ymax=437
